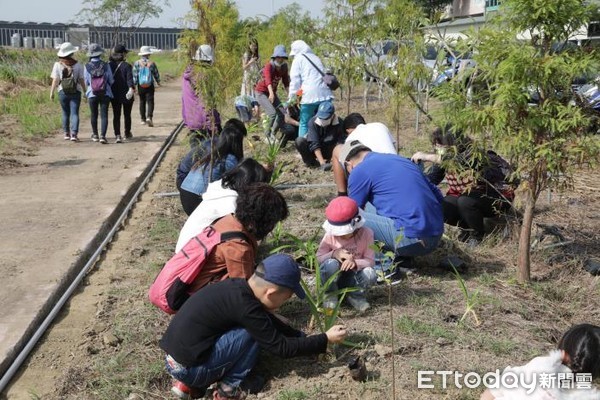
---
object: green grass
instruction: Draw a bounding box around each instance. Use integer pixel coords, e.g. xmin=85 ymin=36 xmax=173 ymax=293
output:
xmin=396 ymin=315 xmax=454 ymax=339
xmin=136 ymin=51 xmax=185 ymax=78
xmin=148 ymin=217 xmax=181 ymax=244
xmin=277 ymin=389 xmax=309 ymax=400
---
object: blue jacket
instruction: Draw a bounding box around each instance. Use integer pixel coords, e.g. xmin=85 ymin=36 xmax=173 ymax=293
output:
xmin=180 ymin=154 xmax=239 ymax=195
xmin=348 ymin=152 xmax=444 ymax=238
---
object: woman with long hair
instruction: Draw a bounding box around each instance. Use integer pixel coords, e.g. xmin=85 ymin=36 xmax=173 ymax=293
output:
xmin=241 ymin=38 xmax=260 ymax=97
xmin=177 ymin=119 xmax=247 ymax=215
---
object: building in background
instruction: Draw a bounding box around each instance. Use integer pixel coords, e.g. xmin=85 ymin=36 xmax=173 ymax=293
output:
xmin=0 ymin=21 xmax=181 ymax=50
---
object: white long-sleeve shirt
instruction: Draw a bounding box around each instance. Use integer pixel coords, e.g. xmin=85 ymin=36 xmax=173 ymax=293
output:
xmin=288 ymin=40 xmax=333 ymax=104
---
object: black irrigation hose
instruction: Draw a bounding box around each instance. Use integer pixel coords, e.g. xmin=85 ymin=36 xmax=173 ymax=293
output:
xmin=0 ymin=121 xmax=185 ymax=392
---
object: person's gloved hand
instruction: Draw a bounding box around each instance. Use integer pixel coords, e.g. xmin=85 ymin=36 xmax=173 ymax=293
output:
xmin=126 ymin=88 xmax=134 ymax=100
xmin=320 ymin=163 xmax=332 ymax=172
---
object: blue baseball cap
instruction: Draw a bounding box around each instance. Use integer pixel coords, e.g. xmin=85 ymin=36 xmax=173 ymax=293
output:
xmin=316 ymin=101 xmax=335 ymax=119
xmin=259 ymin=254 xmax=305 ymax=299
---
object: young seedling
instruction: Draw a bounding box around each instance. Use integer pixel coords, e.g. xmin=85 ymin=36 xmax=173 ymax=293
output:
xmin=449 ymin=262 xmax=481 ymax=326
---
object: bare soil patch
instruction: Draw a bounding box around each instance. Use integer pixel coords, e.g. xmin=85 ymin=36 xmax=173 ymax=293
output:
xmin=5 ymin=92 xmax=600 ymax=400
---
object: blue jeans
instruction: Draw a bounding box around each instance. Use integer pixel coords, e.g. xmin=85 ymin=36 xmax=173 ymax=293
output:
xmin=58 ymin=91 xmax=81 ymax=136
xmin=165 ymin=328 xmax=259 ymax=389
xmin=88 ymin=95 xmax=110 ymax=137
xmin=320 ymin=259 xmax=378 ymax=297
xmin=363 ymin=203 xmax=442 ymax=258
xmin=298 ymin=102 xmax=320 ymax=138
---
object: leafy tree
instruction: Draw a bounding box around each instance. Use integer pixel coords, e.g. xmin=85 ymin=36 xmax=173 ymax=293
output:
xmin=322 ymin=0 xmax=379 ymax=113
xmin=414 ymin=0 xmax=454 ymax=20
xmin=437 ymin=0 xmax=599 ymax=283
xmin=77 ymin=0 xmax=169 ymax=47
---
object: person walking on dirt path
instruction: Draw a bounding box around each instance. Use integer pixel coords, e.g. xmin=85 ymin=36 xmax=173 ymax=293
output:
xmin=288 ymin=40 xmax=333 ymax=138
xmin=84 ymin=43 xmax=114 ymax=144
xmin=133 ymin=45 xmax=161 ymax=127
xmin=182 ymin=45 xmax=222 ymax=146
xmin=294 ymin=100 xmax=345 ymax=170
xmin=50 ymin=42 xmax=86 ymax=142
xmin=331 ymin=113 xmax=397 ymax=196
xmin=175 ymin=158 xmax=270 ymax=252
xmin=339 ymin=140 xmax=444 ymax=279
xmin=317 ymin=197 xmax=377 ymax=313
xmin=160 ymin=253 xmax=347 ymax=400
xmin=109 ymin=44 xmax=135 ymax=143
xmin=254 ymin=45 xmax=290 ymax=142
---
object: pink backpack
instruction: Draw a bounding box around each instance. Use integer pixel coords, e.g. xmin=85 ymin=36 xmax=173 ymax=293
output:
xmin=148 ymin=226 xmax=248 ymax=314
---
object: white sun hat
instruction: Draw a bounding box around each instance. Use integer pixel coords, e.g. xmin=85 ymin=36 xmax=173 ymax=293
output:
xmin=57 ymin=42 xmax=78 ymax=57
xmin=138 ymin=45 xmax=153 ymax=56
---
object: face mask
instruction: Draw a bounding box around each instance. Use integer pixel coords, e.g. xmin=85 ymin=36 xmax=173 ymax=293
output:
xmin=316 ymin=117 xmax=332 ymax=127
xmin=273 ymin=60 xmax=284 ymax=67
xmin=435 ymin=146 xmax=447 ymax=156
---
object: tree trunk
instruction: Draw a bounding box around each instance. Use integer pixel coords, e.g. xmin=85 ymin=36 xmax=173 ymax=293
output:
xmin=517 ymin=191 xmax=535 ymax=283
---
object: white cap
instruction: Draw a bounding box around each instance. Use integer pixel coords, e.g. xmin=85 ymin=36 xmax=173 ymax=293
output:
xmin=194 ymin=44 xmax=214 ymax=62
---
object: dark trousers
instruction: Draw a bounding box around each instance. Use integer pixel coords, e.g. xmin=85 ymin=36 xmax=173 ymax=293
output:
xmin=111 ymin=98 xmax=133 ymax=137
xmin=176 ymin=179 xmax=202 ymax=216
xmin=138 ymin=86 xmax=155 ymax=121
xmin=280 ymin=123 xmax=298 ymax=148
xmin=443 ymin=193 xmax=500 ymax=239
xmin=294 ymin=137 xmax=336 ymax=167
xmin=88 ymin=95 xmax=110 ymax=137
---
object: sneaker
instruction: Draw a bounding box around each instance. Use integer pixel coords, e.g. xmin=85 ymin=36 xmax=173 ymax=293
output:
xmin=70 ymin=135 xmax=79 ymax=142
xmin=346 ymin=295 xmax=370 ymax=312
xmin=115 ymin=135 xmax=123 ymax=143
xmin=91 ymin=134 xmax=100 ymax=142
xmin=171 ymin=380 xmax=206 ymax=399
xmin=213 ymin=382 xmax=247 ymax=400
xmin=140 ymin=120 xmax=146 ymax=125
xmin=99 ymin=136 xmax=108 ymax=144
xmin=63 ymin=133 xmax=70 ymax=140
xmin=146 ymin=118 xmax=153 ymax=127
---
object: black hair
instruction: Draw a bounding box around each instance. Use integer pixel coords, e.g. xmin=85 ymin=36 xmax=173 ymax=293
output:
xmin=109 ymin=52 xmax=125 ymax=62
xmin=194 ymin=122 xmax=245 ymax=170
xmin=235 ymin=183 xmax=289 ymax=240
xmin=221 ymin=158 xmax=269 ymax=192
xmin=343 ymin=113 xmax=366 ymax=131
xmin=223 ymin=118 xmax=247 ymax=137
xmin=247 ymin=38 xmax=259 ymax=58
xmin=558 ymin=323 xmax=600 ymax=378
xmin=430 ymin=124 xmax=470 ymax=153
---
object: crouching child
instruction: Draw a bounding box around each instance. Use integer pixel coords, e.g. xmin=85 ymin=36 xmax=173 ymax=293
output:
xmin=317 ymin=197 xmax=377 ymax=313
xmin=159 ymin=254 xmax=347 ymax=399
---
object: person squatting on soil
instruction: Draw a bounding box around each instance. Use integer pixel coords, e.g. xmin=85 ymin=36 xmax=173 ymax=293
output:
xmin=330 ymin=113 xmax=397 ymax=196
xmin=182 ymin=45 xmax=222 ymax=147
xmin=175 ymin=158 xmax=270 ymax=252
xmin=411 ymin=126 xmax=515 ymax=246
xmin=254 ymin=45 xmax=290 ymax=142
xmin=294 ymin=100 xmax=345 ymax=170
xmin=50 ymin=42 xmax=86 ymax=142
xmin=480 ymin=323 xmax=600 ymax=399
xmin=160 ymin=254 xmax=347 ymax=400
xmin=84 ymin=44 xmax=114 ymax=144
xmin=234 ymin=93 xmax=259 ymax=127
xmin=176 ymin=119 xmax=247 ymax=216
xmin=133 ymin=45 xmax=161 ymax=127
xmin=171 ymin=183 xmax=289 ymax=300
xmin=287 ymin=40 xmax=334 ymax=138
xmin=317 ymin=197 xmax=377 ymax=313
xmin=109 ymin=44 xmax=135 ymax=143
xmin=339 ymin=140 xmax=444 ymax=277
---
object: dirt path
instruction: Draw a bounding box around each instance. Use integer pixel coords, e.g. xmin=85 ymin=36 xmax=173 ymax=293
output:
xmin=0 ymin=79 xmax=184 ymax=399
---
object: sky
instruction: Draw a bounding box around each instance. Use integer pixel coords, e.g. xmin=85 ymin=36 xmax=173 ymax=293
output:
xmin=0 ymin=0 xmax=325 ymax=28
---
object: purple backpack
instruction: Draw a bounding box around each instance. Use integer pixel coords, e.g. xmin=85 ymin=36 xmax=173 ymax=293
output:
xmin=86 ymin=61 xmax=107 ymax=96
